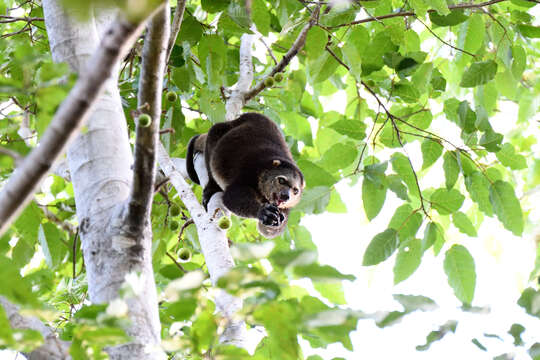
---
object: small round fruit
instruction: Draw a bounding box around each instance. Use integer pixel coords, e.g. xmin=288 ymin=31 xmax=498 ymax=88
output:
xmin=178 ymin=247 xmax=192 ymax=263
xmin=217 ymin=216 xmax=231 ymax=230
xmin=169 ymin=220 xmax=179 ymax=231
xmin=166 ymin=91 xmax=178 ymax=102
xmin=264 ymin=77 xmax=274 ymax=87
xmin=138 ymin=113 xmax=152 ymax=127
xmin=170 ymin=204 xmax=180 ymax=217
xmin=274 ymin=73 xmax=284 ymax=82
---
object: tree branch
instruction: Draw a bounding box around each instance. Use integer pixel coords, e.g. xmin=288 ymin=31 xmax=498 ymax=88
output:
xmin=244 ymin=5 xmax=320 ymax=102
xmin=327 ymin=0 xmax=509 ymax=28
xmin=0 ymin=296 xmax=71 ymax=360
xmin=166 ymin=0 xmax=187 ymax=64
xmin=124 ymin=3 xmax=170 ymax=235
xmin=0 ymin=11 xmax=148 ymax=237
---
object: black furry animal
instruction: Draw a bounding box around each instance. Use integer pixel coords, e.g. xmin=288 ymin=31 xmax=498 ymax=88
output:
xmin=186 ymin=113 xmax=305 ymax=238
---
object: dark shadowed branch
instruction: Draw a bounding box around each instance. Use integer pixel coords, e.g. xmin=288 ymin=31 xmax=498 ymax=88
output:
xmin=125 ymin=3 xmax=170 ymax=234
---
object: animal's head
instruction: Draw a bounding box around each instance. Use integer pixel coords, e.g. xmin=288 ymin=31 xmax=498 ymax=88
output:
xmin=260 ymin=160 xmax=305 ymax=209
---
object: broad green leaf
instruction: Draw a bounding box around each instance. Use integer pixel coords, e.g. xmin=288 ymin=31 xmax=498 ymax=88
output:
xmin=201 ymin=0 xmax=230 ymax=12
xmin=465 ymin=172 xmax=493 ymax=216
xmin=496 ymin=143 xmax=527 ymax=170
xmin=431 ymin=188 xmax=465 ymax=215
xmin=391 ymin=153 xmax=419 ymax=198
xmin=305 ymin=26 xmax=327 ymax=60
xmin=422 ymin=222 xmax=444 ymax=252
xmin=314 ymin=282 xmax=346 ymax=305
xmin=296 ymin=186 xmax=331 ymax=214
xmin=363 ymin=229 xmax=399 ymax=266
xmin=14 ymin=201 xmax=41 ymax=244
xmin=460 ymin=61 xmax=498 ymax=88
xmin=489 ymin=180 xmax=524 ymax=235
xmin=297 ymin=160 xmax=336 ymax=188
xmin=38 ymin=223 xmax=67 ymax=269
xmin=294 ymin=264 xmax=355 ymax=282
xmin=511 ymin=45 xmax=527 ymax=79
xmin=362 ymin=174 xmax=387 ymax=220
xmin=425 ymin=0 xmax=449 ymax=15
xmin=254 ymin=301 xmax=301 ymax=360
xmin=252 ymin=0 xmax=270 ymax=36
xmin=387 ymin=175 xmax=409 ymax=201
xmin=509 ymin=323 xmax=525 ymax=346
xmin=443 ymin=151 xmax=460 ymax=189
xmin=444 ymin=245 xmax=476 ymax=304
xmin=452 ymin=211 xmax=477 ymax=237
xmin=457 ymin=101 xmax=477 ymax=133
xmin=388 ymin=204 xmax=422 ymax=241
xmin=429 ymin=9 xmax=467 ymax=26
xmin=517 ymin=24 xmax=540 ymax=38
xmin=393 ymin=294 xmax=437 ymax=312
xmin=421 ymin=139 xmax=443 ymax=170
xmin=329 ymin=119 xmax=366 ymax=140
xmin=327 ymin=189 xmax=347 ymax=213
xmin=394 ymin=239 xmax=422 ymax=284
xmin=308 ymin=46 xmax=341 ymax=84
xmin=319 ymin=142 xmax=358 ymax=173
xmin=192 ymin=311 xmax=217 ymax=352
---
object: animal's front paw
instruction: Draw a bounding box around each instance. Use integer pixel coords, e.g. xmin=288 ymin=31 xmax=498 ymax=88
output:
xmin=258 ymin=204 xmax=284 ymax=227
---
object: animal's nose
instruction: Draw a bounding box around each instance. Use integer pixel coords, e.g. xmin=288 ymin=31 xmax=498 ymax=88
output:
xmin=280 ymin=191 xmax=289 ymax=201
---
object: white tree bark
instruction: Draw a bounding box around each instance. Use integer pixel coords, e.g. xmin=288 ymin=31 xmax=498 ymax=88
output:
xmin=42 ymin=2 xmax=165 ymax=359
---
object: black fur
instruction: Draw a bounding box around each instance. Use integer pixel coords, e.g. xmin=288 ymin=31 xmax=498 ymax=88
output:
xmin=186 ymin=134 xmax=201 ymax=185
xmin=185 ymin=113 xmax=304 ymax=238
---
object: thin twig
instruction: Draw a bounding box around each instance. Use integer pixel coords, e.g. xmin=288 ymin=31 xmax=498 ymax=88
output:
xmin=166 ymin=251 xmax=186 ymax=272
xmin=415 ymin=16 xmax=476 ymax=58
xmin=244 ymin=4 xmax=321 ymax=101
xmin=327 ymin=0 xmax=509 ymax=28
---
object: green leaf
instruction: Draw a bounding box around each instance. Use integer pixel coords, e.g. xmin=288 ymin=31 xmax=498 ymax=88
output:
xmin=254 ymin=301 xmax=301 ymax=360
xmin=294 ymin=264 xmax=355 ymax=282
xmin=192 ymin=311 xmax=218 ymax=352
xmin=296 ymin=186 xmax=331 ymax=214
xmin=460 ymin=61 xmax=498 ymax=88
xmin=429 ymin=9 xmax=467 ymax=26
xmin=517 ymin=24 xmax=540 ymax=38
xmin=329 ymin=119 xmax=366 ymax=140
xmin=393 ymin=294 xmax=437 ymax=312
xmin=38 ymin=223 xmax=67 ymax=269
xmin=431 ymin=188 xmax=465 ymax=215
xmin=508 ymin=323 xmax=525 ymax=346
xmin=496 ymin=143 xmax=527 ymax=170
xmin=457 ymin=101 xmax=477 ymax=133
xmin=388 ymin=204 xmax=422 ymax=241
xmin=443 ymin=151 xmax=460 ymax=189
xmin=305 ymin=26 xmax=327 ymax=60
xmin=444 ymin=245 xmax=476 ymax=304
xmin=391 ymin=153 xmax=419 ymax=198
xmin=387 ymin=175 xmax=409 ymax=200
xmin=489 ymin=180 xmax=524 ymax=236
xmin=417 ymin=320 xmax=457 ymax=351
xmin=314 ymin=282 xmax=346 ymax=305
xmin=252 ymin=0 xmax=270 ymax=36
xmin=421 ymin=140 xmax=443 ymax=170
xmin=425 ymin=0 xmax=450 ymax=16
xmin=452 ymin=212 xmax=477 ymax=237
xmin=394 ymin=239 xmax=422 ymax=284
xmin=14 ymin=201 xmax=41 ymax=244
xmin=327 ymin=189 xmax=347 ymax=213
xmin=422 ymin=221 xmax=444 ymax=252
xmin=297 ymin=160 xmax=336 ymax=188
xmin=308 ymin=46 xmax=340 ymax=83
xmin=362 ymin=164 xmax=387 ymax=220
xmin=319 ymin=142 xmax=358 ymax=173
xmin=363 ymin=229 xmax=399 ymax=266
xmin=202 ymin=0 xmax=230 ymax=13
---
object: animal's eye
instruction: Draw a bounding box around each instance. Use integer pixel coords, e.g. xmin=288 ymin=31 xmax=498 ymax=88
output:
xmin=293 ymin=188 xmax=299 ymax=195
xmin=278 ymin=177 xmax=287 ymax=185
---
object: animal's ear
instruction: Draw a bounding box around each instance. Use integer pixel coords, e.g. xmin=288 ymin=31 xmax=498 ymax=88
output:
xmin=272 ymin=159 xmax=281 ymax=167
